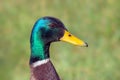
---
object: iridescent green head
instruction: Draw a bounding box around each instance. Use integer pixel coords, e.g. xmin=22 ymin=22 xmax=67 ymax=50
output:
xmin=30 ymin=16 xmax=88 ymax=64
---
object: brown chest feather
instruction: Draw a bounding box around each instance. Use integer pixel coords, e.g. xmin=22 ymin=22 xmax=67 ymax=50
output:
xmin=30 ymin=61 xmax=60 ymax=80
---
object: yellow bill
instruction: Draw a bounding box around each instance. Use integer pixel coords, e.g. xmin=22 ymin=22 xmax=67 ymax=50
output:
xmin=60 ymin=30 xmax=88 ymax=47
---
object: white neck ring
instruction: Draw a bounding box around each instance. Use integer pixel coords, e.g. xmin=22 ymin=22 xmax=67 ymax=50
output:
xmin=32 ymin=58 xmax=50 ymax=67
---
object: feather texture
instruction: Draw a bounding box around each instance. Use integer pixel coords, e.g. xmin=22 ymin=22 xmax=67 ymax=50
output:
xmin=30 ymin=60 xmax=60 ymax=80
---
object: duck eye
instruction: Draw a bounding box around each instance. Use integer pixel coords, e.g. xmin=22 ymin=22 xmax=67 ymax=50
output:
xmin=49 ymin=23 xmax=56 ymax=28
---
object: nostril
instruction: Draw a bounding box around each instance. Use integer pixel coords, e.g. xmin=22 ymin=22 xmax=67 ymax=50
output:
xmin=68 ymin=34 xmax=72 ymax=37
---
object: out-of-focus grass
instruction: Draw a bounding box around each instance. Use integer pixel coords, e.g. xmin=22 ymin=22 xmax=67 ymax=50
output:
xmin=0 ymin=0 xmax=120 ymax=80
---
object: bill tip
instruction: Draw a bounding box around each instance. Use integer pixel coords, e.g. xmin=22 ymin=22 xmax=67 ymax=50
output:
xmin=84 ymin=42 xmax=88 ymax=47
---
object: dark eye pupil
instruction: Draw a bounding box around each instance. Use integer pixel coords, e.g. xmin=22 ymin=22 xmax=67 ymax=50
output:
xmin=50 ymin=23 xmax=56 ymax=28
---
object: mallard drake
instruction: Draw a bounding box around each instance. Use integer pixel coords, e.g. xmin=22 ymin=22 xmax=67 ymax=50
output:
xmin=30 ymin=16 xmax=88 ymax=80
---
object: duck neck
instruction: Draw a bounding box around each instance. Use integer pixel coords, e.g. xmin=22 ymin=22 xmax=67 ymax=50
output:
xmin=30 ymin=34 xmax=50 ymax=65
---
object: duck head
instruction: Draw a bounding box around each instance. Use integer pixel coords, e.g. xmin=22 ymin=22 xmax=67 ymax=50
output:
xmin=30 ymin=17 xmax=88 ymax=64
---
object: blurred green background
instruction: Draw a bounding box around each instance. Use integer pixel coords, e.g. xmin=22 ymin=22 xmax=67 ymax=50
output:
xmin=0 ymin=0 xmax=120 ymax=80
